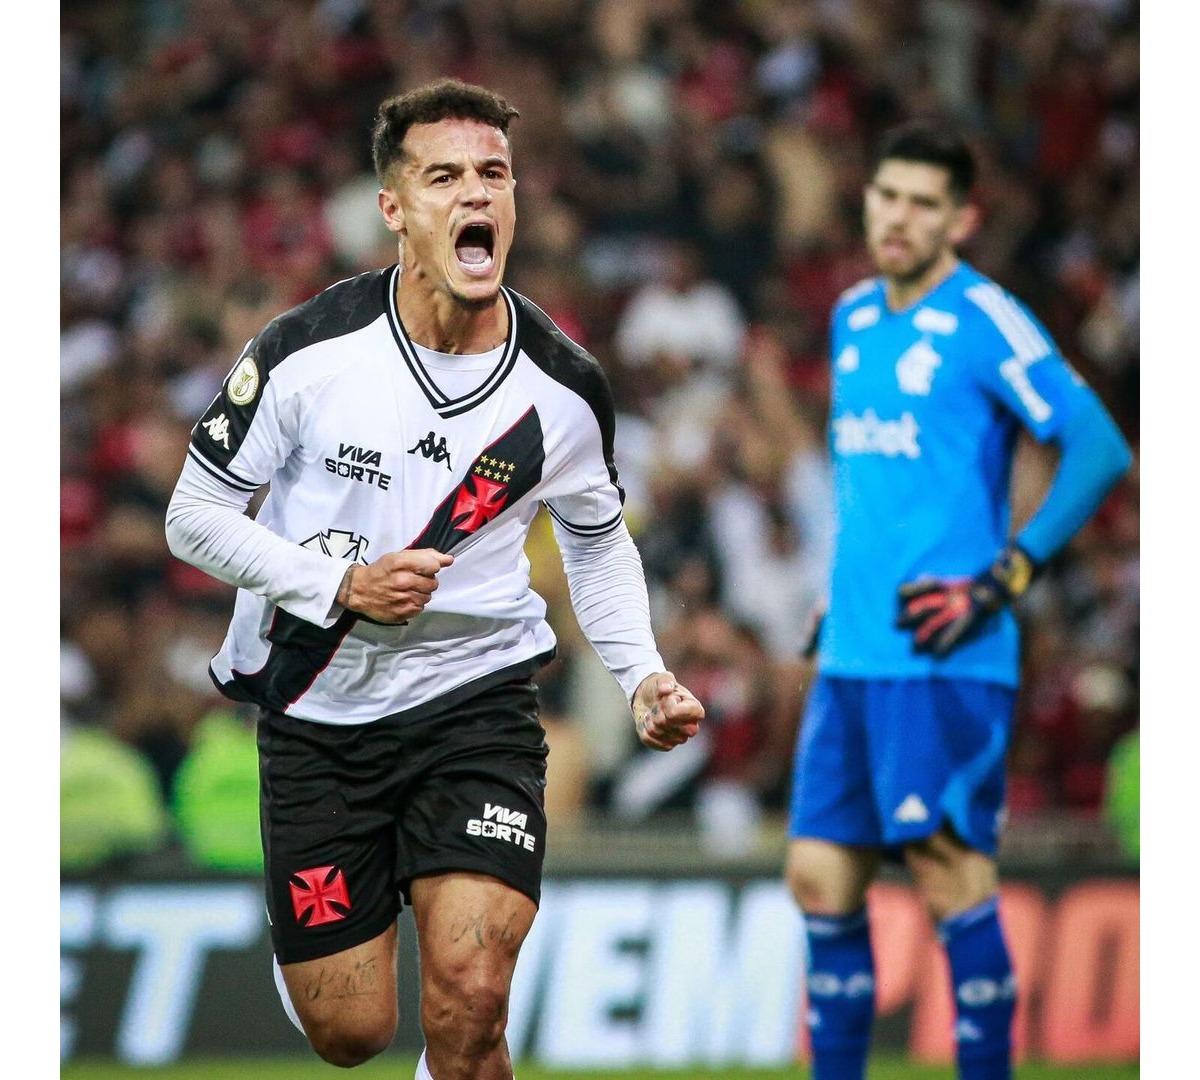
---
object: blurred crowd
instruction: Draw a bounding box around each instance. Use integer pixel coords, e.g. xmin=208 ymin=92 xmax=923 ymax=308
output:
xmin=61 ymin=0 xmax=1139 ymax=869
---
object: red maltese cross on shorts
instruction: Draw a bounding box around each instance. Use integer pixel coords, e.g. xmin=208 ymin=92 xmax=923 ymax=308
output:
xmin=289 ymin=865 xmax=352 ymax=927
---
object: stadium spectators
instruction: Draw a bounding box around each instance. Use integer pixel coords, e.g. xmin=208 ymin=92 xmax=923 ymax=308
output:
xmin=60 ymin=0 xmax=1138 ymax=867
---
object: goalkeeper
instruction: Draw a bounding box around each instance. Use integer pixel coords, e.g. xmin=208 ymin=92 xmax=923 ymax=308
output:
xmin=786 ymin=124 xmax=1130 ymax=1080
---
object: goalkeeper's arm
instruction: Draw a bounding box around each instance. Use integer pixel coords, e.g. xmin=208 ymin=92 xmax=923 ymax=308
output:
xmin=897 ymin=395 xmax=1131 ymax=657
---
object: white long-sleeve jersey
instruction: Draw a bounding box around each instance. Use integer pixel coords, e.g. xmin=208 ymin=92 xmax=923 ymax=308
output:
xmin=166 ymin=266 xmax=664 ymax=725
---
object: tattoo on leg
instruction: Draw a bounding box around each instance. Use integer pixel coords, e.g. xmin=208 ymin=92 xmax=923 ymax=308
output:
xmin=303 ymin=956 xmax=380 ymax=1002
xmin=448 ymin=911 xmax=520 ymax=950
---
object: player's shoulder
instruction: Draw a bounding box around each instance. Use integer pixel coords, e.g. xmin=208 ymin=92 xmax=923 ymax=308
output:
xmin=831 ymin=276 xmax=885 ymax=333
xmin=253 ymin=267 xmax=392 ymax=374
xmin=836 ymin=276 xmax=883 ymax=307
xmin=952 ymin=263 xmax=1056 ymax=361
xmin=510 ymin=288 xmax=617 ymax=437
xmin=510 ymin=289 xmax=610 ymax=397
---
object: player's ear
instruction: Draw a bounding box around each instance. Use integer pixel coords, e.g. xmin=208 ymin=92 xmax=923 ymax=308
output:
xmin=378 ymin=187 xmax=405 ymax=235
xmin=949 ymin=200 xmax=980 ymax=247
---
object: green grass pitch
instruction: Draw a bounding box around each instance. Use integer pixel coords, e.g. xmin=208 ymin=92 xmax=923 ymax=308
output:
xmin=61 ymin=1056 xmax=1138 ymax=1079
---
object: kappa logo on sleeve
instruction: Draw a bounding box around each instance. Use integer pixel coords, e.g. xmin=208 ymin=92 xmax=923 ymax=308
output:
xmin=201 ymin=413 xmax=231 ymax=450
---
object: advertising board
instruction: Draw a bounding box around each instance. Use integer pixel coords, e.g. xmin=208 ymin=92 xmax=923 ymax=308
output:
xmin=61 ymin=873 xmax=1138 ymax=1065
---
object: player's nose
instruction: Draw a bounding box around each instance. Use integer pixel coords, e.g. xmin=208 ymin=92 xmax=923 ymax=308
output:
xmin=459 ymin=171 xmax=492 ymax=207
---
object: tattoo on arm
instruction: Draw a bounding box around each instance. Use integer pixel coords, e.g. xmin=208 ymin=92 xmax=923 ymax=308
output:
xmin=336 ymin=564 xmax=356 ymax=608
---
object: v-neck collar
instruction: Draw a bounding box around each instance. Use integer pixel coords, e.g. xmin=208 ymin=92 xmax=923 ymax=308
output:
xmin=881 ymin=262 xmax=967 ymax=319
xmin=384 ymin=265 xmax=521 ymax=419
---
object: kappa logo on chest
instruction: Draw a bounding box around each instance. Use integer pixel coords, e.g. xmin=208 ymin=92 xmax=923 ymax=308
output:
xmin=408 ymin=430 xmax=453 ymax=470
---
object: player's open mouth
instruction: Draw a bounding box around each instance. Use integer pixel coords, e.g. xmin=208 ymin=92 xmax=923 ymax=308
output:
xmin=454 ymin=221 xmax=496 ymax=275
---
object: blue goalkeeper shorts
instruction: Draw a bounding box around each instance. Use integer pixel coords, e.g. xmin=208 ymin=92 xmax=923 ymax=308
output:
xmin=788 ymin=675 xmax=1016 ymax=855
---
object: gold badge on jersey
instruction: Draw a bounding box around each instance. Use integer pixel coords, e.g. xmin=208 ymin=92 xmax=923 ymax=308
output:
xmin=228 ymin=355 xmax=260 ymax=406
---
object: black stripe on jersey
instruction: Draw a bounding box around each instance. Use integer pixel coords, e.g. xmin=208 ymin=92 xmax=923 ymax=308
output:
xmin=510 ymin=291 xmax=625 ymax=504
xmin=385 ymin=266 xmax=521 ymax=417
xmin=219 ymin=608 xmax=359 ymax=712
xmin=409 ymin=405 xmax=545 ymax=550
xmin=186 ymin=445 xmax=259 ymax=493
xmin=217 ymin=406 xmax=547 ymax=713
xmin=544 ymin=503 xmax=624 ymax=537
xmin=190 ymin=268 xmax=391 ymax=475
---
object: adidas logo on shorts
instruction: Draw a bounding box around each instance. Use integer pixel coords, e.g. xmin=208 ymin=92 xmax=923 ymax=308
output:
xmin=893 ymin=793 xmax=930 ymax=823
xmin=466 ymin=803 xmax=536 ymax=852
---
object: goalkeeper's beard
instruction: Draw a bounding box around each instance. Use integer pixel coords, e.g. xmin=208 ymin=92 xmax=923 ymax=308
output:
xmin=887 ymin=246 xmax=944 ymax=290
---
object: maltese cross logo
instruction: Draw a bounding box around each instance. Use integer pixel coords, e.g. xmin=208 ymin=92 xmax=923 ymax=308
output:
xmin=451 ymin=473 xmax=509 ymax=534
xmin=289 ymin=865 xmax=352 ymax=927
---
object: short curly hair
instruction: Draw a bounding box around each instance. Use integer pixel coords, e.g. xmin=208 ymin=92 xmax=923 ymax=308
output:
xmin=371 ymin=79 xmax=520 ymax=186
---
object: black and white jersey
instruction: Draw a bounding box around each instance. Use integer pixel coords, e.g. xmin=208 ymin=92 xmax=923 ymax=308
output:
xmin=167 ymin=266 xmax=664 ymax=725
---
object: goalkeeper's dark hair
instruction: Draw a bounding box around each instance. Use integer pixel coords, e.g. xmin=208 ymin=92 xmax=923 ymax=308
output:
xmin=371 ymin=79 xmax=520 ymax=186
xmin=872 ymin=122 xmax=976 ymax=202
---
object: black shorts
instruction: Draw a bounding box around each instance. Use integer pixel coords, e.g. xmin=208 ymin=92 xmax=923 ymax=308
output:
xmin=258 ymin=674 xmax=548 ymax=964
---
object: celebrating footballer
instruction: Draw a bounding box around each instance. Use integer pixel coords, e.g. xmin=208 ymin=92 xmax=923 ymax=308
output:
xmin=167 ymin=79 xmax=704 ymax=1080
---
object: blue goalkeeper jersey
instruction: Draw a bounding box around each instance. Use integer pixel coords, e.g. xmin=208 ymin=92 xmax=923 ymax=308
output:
xmin=820 ymin=261 xmax=1112 ymax=686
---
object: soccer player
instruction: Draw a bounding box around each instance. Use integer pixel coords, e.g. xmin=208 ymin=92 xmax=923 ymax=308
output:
xmin=165 ymin=79 xmax=704 ymax=1080
xmin=786 ymin=124 xmax=1131 ymax=1080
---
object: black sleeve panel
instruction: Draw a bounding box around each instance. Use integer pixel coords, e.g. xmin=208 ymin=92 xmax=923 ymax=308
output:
xmin=190 ymin=268 xmax=392 ymax=477
xmin=511 ymin=290 xmax=623 ymax=499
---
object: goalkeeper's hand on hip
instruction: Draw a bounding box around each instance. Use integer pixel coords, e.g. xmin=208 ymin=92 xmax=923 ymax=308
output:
xmin=896 ymin=544 xmax=1036 ymax=657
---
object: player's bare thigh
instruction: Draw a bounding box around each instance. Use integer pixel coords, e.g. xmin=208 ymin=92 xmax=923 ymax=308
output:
xmin=787 ymin=837 xmax=881 ymax=914
xmin=411 ymin=871 xmax=537 ymax=1077
xmin=280 ymin=923 xmax=398 ymax=1065
xmin=904 ymin=827 xmax=998 ymax=920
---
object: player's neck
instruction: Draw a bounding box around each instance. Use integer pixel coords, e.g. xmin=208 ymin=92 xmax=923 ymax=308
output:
xmin=884 ymin=251 xmax=960 ymax=313
xmin=395 ymin=274 xmax=508 ymax=355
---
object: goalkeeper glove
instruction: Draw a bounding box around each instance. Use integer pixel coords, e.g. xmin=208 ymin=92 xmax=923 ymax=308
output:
xmin=896 ymin=544 xmax=1036 ymax=657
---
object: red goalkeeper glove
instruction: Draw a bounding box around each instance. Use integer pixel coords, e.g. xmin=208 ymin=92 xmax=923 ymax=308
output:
xmin=896 ymin=545 xmax=1036 ymax=657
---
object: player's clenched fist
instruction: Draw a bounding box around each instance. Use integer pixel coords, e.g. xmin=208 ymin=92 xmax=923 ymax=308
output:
xmin=631 ymin=672 xmax=705 ymax=752
xmin=337 ymin=548 xmax=454 ymax=624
